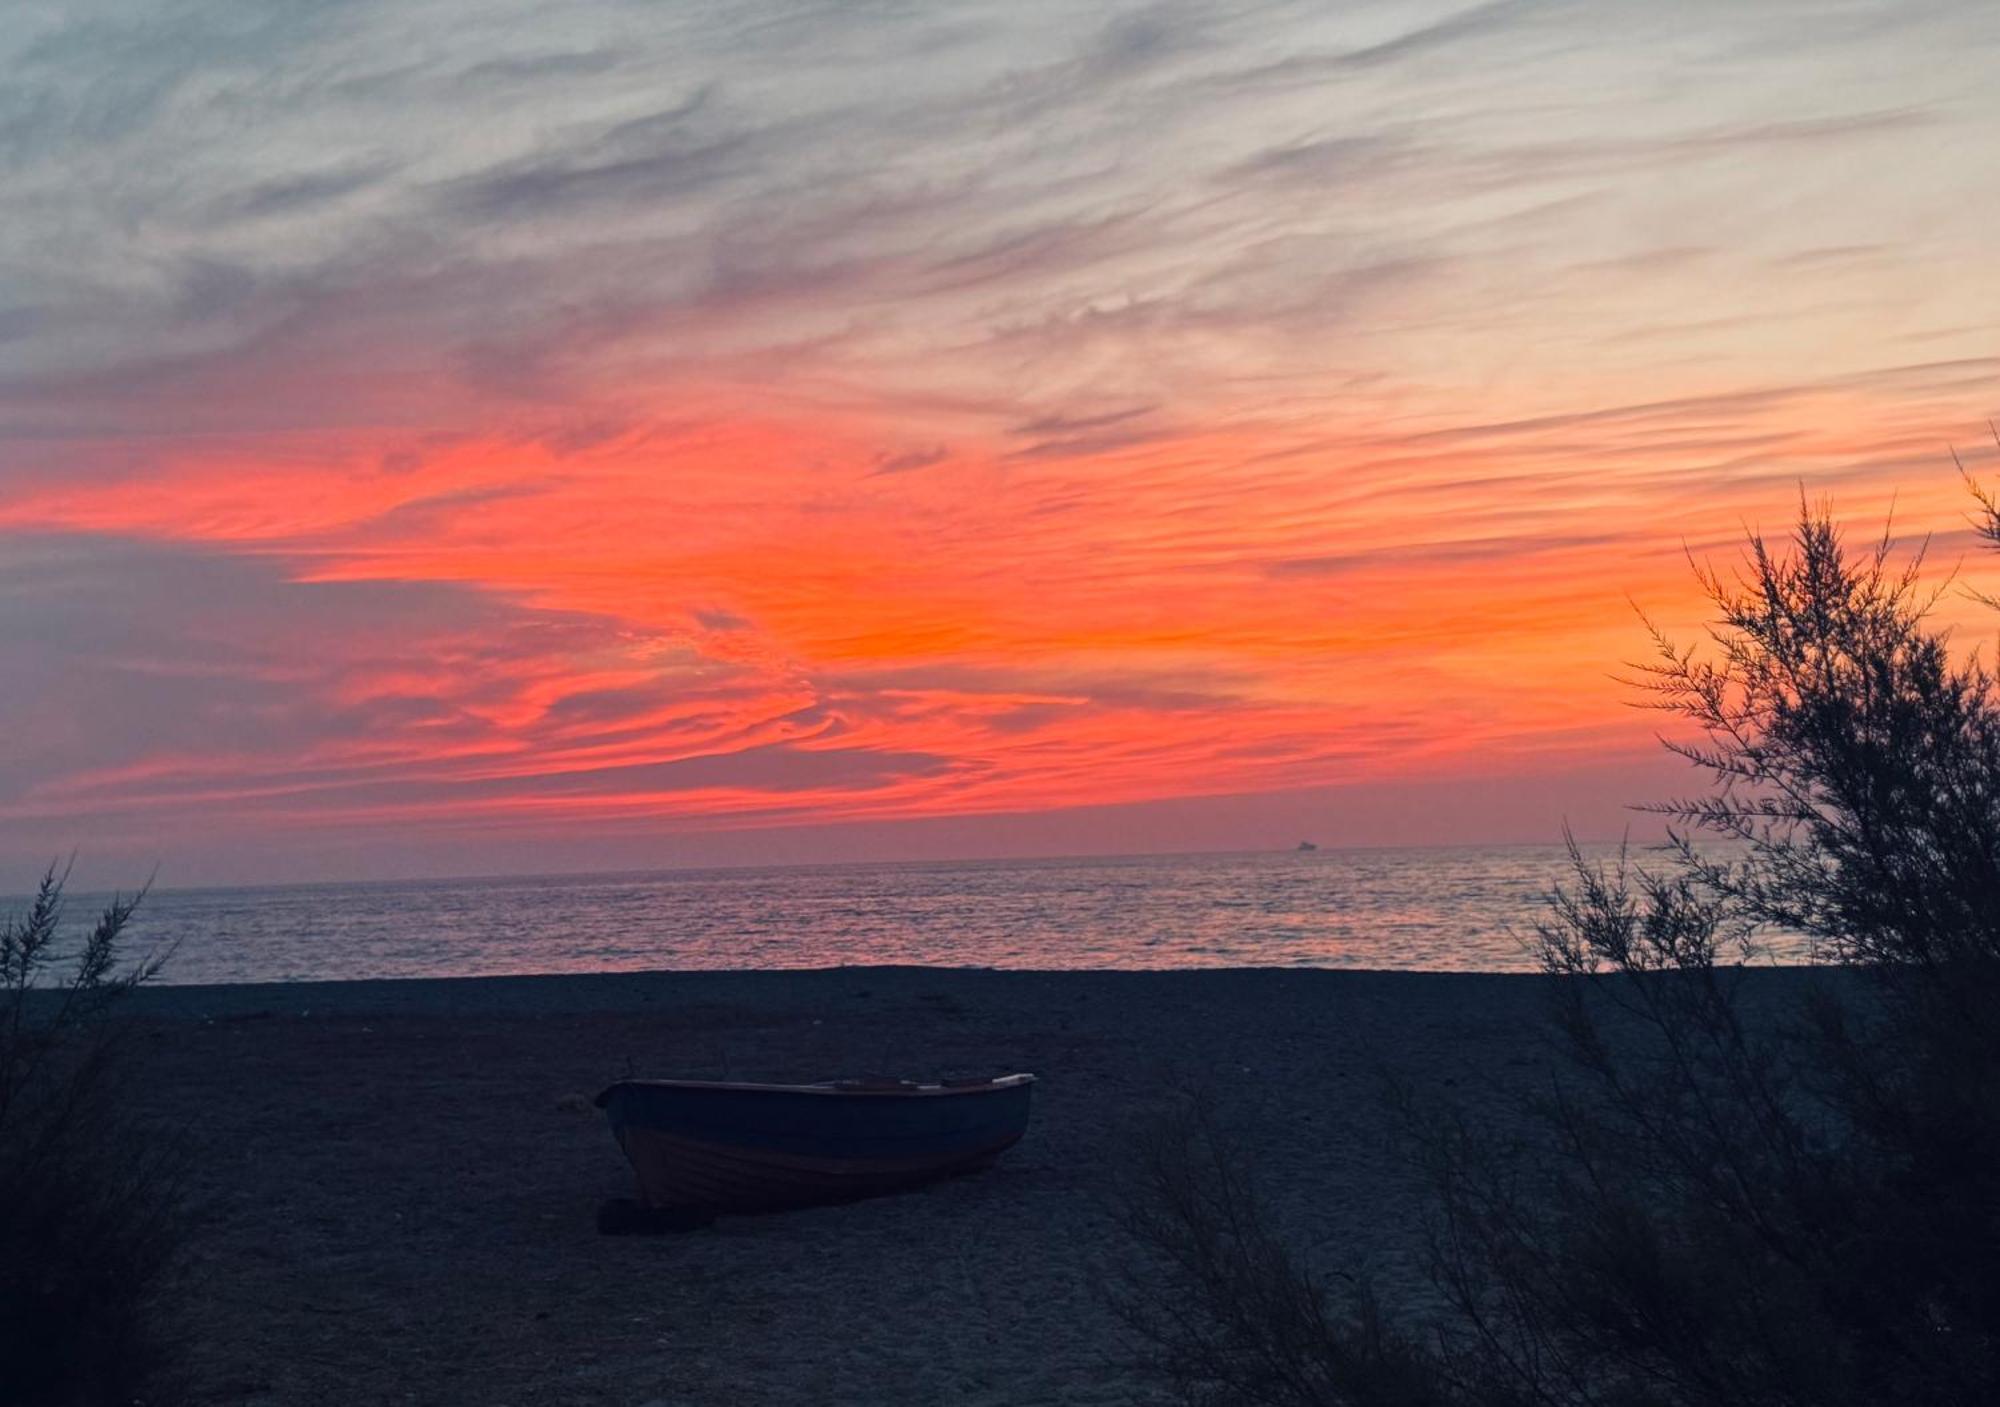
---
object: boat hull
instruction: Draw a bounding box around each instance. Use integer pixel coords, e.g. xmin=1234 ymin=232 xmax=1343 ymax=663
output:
xmin=596 ymin=1075 xmax=1034 ymax=1214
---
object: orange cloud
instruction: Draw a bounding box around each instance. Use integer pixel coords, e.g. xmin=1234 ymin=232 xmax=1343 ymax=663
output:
xmin=4 ymin=0 xmax=1997 ymax=878
xmin=5 ymin=371 xmax=1996 ymax=875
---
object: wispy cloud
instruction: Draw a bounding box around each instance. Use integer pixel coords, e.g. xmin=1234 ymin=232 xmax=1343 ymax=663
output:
xmin=0 ymin=0 xmax=1996 ymax=876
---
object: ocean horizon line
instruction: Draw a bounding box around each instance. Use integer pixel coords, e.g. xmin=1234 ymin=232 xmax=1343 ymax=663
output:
xmin=24 ymin=843 xmax=1766 ymax=989
xmin=26 ymin=834 xmax=1664 ymax=904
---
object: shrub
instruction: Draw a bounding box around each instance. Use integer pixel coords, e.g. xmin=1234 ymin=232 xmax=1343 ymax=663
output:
xmin=0 ymin=866 xmax=185 ymax=1407
xmin=1111 ymin=1093 xmax=1447 ymax=1407
xmin=1119 ymin=497 xmax=2000 ymax=1407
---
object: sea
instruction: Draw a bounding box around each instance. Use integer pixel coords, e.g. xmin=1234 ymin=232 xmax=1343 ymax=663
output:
xmin=26 ymin=843 xmax=1811 ymax=988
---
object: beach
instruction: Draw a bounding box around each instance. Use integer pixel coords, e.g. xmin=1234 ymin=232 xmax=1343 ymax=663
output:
xmin=126 ymin=966 xmax=1747 ymax=1405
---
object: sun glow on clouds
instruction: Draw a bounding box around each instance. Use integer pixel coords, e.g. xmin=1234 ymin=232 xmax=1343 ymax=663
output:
xmin=1 ymin=0 xmax=1997 ymax=879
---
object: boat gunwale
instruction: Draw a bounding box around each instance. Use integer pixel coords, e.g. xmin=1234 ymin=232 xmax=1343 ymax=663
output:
xmin=595 ymin=1072 xmax=1035 ymax=1105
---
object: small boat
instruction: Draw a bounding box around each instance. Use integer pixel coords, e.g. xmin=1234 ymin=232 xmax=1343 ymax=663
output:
xmin=596 ymin=1073 xmax=1035 ymax=1215
xmin=1296 ymin=840 xmax=1318 ymax=851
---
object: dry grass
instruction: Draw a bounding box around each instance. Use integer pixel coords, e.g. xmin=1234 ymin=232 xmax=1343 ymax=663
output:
xmin=1 ymin=867 xmax=186 ymax=1407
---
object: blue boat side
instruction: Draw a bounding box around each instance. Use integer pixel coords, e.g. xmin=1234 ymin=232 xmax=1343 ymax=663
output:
xmin=596 ymin=1075 xmax=1034 ymax=1164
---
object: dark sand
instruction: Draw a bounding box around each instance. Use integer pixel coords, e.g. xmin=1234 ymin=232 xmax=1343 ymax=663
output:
xmin=123 ymin=967 xmax=1790 ymax=1405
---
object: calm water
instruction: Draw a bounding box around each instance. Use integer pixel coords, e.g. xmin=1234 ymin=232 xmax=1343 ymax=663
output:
xmin=40 ymin=845 xmax=1800 ymax=986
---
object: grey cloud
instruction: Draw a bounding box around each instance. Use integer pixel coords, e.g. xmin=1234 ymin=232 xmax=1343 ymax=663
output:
xmin=1221 ymin=133 xmax=1414 ymax=186
xmin=1013 ymin=405 xmax=1156 ymax=437
xmin=1452 ymin=107 xmax=1940 ymax=192
xmin=537 ymin=678 xmax=750 ymax=727
xmin=0 ymin=0 xmax=1991 ymax=467
xmin=342 ymin=482 xmax=554 ymax=542
xmin=1337 ymin=0 xmax=1540 ymax=68
xmin=511 ymin=742 xmax=956 ymax=799
xmin=1076 ymin=4 xmax=1213 ymax=78
xmin=0 ymin=306 xmax=44 ymax=343
xmin=1390 ymin=358 xmax=2000 ymax=449
xmin=172 ymin=259 xmax=264 ymax=321
xmin=1669 ymin=108 xmax=1936 ymax=151
xmin=1181 ymin=0 xmax=1549 ymax=97
xmin=456 ymin=49 xmax=622 ymax=85
xmin=821 ymin=661 xmax=1255 ymax=716
xmin=442 ymin=131 xmax=754 ymax=221
xmin=869 ymin=446 xmax=951 ymax=476
xmin=984 ymin=701 xmax=1089 ymax=735
xmin=1006 ymin=425 xmax=1171 ymax=462
xmin=1264 ymin=531 xmax=1628 ymax=580
xmin=912 ymin=208 xmax=1164 ymax=298
xmin=206 ymin=161 xmax=399 ymax=222
xmin=117 ymin=739 xmax=961 ymax=822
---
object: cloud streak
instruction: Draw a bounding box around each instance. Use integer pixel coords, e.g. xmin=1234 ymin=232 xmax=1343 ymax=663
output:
xmin=0 ymin=0 xmax=1996 ymax=878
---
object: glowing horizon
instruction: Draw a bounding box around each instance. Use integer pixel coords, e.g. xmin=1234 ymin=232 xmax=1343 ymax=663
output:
xmin=3 ymin=1 xmax=1997 ymax=885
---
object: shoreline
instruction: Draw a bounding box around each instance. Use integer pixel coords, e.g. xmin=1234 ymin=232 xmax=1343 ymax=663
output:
xmin=125 ymin=965 xmax=1819 ymax=1404
xmin=124 ymin=962 xmax=1568 ymax=1016
xmin=125 ymin=958 xmax=1823 ymax=1008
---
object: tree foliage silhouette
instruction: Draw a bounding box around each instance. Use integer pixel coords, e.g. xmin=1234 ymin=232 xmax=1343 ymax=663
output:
xmin=1122 ymin=494 xmax=2000 ymax=1407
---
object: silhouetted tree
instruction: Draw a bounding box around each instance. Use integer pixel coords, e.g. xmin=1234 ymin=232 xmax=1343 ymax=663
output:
xmin=1121 ymin=494 xmax=2000 ymax=1407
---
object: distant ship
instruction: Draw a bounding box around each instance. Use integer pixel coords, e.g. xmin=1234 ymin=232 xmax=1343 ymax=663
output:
xmin=1296 ymin=840 xmax=1318 ymax=852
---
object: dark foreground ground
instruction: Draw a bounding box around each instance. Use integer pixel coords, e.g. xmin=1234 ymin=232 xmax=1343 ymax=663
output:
xmin=119 ymin=967 xmax=1809 ymax=1405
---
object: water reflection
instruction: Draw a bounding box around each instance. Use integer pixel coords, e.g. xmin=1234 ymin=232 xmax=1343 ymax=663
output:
xmin=73 ymin=845 xmax=1805 ymax=985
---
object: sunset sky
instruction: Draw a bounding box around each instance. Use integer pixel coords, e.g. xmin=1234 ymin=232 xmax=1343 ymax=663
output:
xmin=3 ymin=0 xmax=1997 ymax=886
